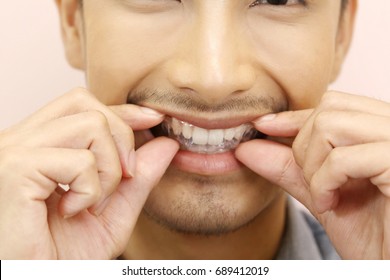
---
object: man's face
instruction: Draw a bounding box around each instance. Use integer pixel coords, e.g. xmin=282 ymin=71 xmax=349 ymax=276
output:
xmin=63 ymin=0 xmax=353 ymax=234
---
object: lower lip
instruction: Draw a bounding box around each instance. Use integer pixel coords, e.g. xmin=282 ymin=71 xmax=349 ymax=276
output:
xmin=171 ymin=149 xmax=243 ymax=176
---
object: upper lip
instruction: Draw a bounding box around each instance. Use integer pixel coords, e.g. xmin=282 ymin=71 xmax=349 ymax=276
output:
xmin=156 ymin=110 xmax=271 ymax=130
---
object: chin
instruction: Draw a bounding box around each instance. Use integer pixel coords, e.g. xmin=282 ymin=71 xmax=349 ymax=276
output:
xmin=142 ymin=165 xmax=282 ymax=236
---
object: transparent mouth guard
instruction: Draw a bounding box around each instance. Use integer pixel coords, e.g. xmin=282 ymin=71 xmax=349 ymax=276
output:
xmin=161 ymin=117 xmax=258 ymax=154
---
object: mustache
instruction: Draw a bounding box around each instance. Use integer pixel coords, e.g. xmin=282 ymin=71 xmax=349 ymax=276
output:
xmin=127 ymin=88 xmax=288 ymax=114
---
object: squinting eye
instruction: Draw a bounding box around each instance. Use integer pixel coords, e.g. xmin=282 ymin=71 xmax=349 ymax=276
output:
xmin=249 ymin=0 xmax=305 ymax=8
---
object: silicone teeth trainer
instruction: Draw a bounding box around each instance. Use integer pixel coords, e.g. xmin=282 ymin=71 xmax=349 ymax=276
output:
xmin=161 ymin=117 xmax=258 ymax=154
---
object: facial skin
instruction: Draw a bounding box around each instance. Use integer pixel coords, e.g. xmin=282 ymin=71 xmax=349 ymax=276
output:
xmin=59 ymin=0 xmax=355 ymax=259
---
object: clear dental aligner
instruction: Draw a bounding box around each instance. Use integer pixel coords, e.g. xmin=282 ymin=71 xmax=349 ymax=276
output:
xmin=161 ymin=117 xmax=258 ymax=154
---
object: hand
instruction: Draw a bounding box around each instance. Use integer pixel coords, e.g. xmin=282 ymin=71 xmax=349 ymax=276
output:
xmin=236 ymin=91 xmax=390 ymax=259
xmin=0 ymin=88 xmax=179 ymax=259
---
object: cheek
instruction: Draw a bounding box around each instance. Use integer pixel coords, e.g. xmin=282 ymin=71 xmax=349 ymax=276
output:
xmin=83 ymin=9 xmax=183 ymax=105
xmin=84 ymin=29 xmax=163 ymax=104
xmin=248 ymin=22 xmax=337 ymax=110
xmin=279 ymin=43 xmax=335 ymax=110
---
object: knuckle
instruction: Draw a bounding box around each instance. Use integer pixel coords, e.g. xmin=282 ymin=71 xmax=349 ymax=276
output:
xmin=108 ymin=165 xmax=122 ymax=189
xmin=112 ymin=161 xmax=123 ymax=181
xmin=292 ymin=131 xmax=307 ymax=164
xmin=0 ymin=148 xmax=33 ymax=187
xmin=77 ymin=150 xmax=98 ymax=173
xmin=80 ymin=183 xmax=102 ymax=204
xmin=0 ymin=146 xmax=24 ymax=168
xmin=67 ymin=87 xmax=94 ymax=108
xmin=292 ymin=141 xmax=304 ymax=168
xmin=99 ymin=158 xmax=122 ymax=193
xmin=312 ymin=111 xmax=332 ymax=134
xmin=69 ymin=87 xmax=92 ymax=99
xmin=327 ymin=147 xmax=345 ymax=167
xmin=76 ymin=151 xmax=102 ymax=198
xmin=85 ymin=110 xmax=110 ymax=130
xmin=319 ymin=91 xmax=343 ymax=110
xmin=0 ymin=125 xmax=25 ymax=149
xmin=90 ymin=185 xmax=103 ymax=201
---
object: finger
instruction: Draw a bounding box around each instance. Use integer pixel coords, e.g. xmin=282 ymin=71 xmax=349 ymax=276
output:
xmin=109 ymin=104 xmax=164 ymax=131
xmin=13 ymin=111 xmax=123 ymax=211
xmin=23 ymin=88 xmax=164 ymax=131
xmin=253 ymin=109 xmax=313 ymax=137
xmin=13 ymin=88 xmax=134 ymax=175
xmin=18 ymin=88 xmax=106 ymax=126
xmin=16 ymin=88 xmax=162 ymax=175
xmin=0 ymin=147 xmax=102 ymax=218
xmin=317 ymin=91 xmax=390 ymax=118
xmin=101 ymin=137 xmax=179 ymax=231
xmin=235 ymin=139 xmax=312 ymax=209
xmin=118 ymin=137 xmax=179 ymax=212
xmin=251 ymin=92 xmax=389 ymax=138
xmin=303 ymin=111 xmax=390 ymax=184
xmin=294 ymin=92 xmax=390 ymax=167
xmin=311 ymin=142 xmax=390 ymax=213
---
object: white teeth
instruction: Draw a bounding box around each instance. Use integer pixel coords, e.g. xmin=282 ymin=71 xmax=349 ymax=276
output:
xmin=171 ymin=118 xmax=182 ymax=135
xmin=234 ymin=125 xmax=247 ymax=140
xmin=223 ymin=128 xmax=236 ymax=141
xmin=162 ymin=117 xmax=257 ymax=154
xmin=208 ymin=129 xmax=224 ymax=145
xmin=192 ymin=127 xmax=208 ymax=145
xmin=182 ymin=124 xmax=193 ymax=139
xmin=174 ymin=119 xmax=249 ymax=145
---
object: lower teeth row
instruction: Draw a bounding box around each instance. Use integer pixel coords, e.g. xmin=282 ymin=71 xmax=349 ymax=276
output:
xmin=161 ymin=117 xmax=258 ymax=154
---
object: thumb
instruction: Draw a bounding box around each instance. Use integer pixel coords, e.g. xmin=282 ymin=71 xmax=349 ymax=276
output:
xmin=101 ymin=137 xmax=179 ymax=236
xmin=236 ymin=139 xmax=312 ymax=210
xmin=119 ymin=137 xmax=179 ymax=209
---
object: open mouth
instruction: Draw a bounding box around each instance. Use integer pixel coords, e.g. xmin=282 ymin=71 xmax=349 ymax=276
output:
xmin=151 ymin=117 xmax=265 ymax=154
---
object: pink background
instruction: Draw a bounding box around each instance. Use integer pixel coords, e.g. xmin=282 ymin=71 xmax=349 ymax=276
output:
xmin=1 ymin=1 xmax=389 ymax=129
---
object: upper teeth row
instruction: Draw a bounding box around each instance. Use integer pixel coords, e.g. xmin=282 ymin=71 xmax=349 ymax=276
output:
xmin=170 ymin=117 xmax=253 ymax=146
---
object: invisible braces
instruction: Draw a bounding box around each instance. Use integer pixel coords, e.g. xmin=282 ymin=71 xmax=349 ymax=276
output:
xmin=161 ymin=117 xmax=258 ymax=154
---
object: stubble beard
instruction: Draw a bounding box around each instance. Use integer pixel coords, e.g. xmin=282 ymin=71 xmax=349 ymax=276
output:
xmin=142 ymin=167 xmax=278 ymax=236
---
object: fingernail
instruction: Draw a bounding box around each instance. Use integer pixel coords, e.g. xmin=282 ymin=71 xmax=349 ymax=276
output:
xmin=139 ymin=107 xmax=164 ymax=117
xmin=127 ymin=149 xmax=136 ymax=177
xmin=256 ymin=114 xmax=277 ymax=123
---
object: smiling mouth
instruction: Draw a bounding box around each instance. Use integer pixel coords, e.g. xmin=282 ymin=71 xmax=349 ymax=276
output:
xmin=151 ymin=117 xmax=265 ymax=154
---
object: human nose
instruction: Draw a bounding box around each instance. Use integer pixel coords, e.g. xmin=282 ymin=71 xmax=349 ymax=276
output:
xmin=167 ymin=5 xmax=256 ymax=104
